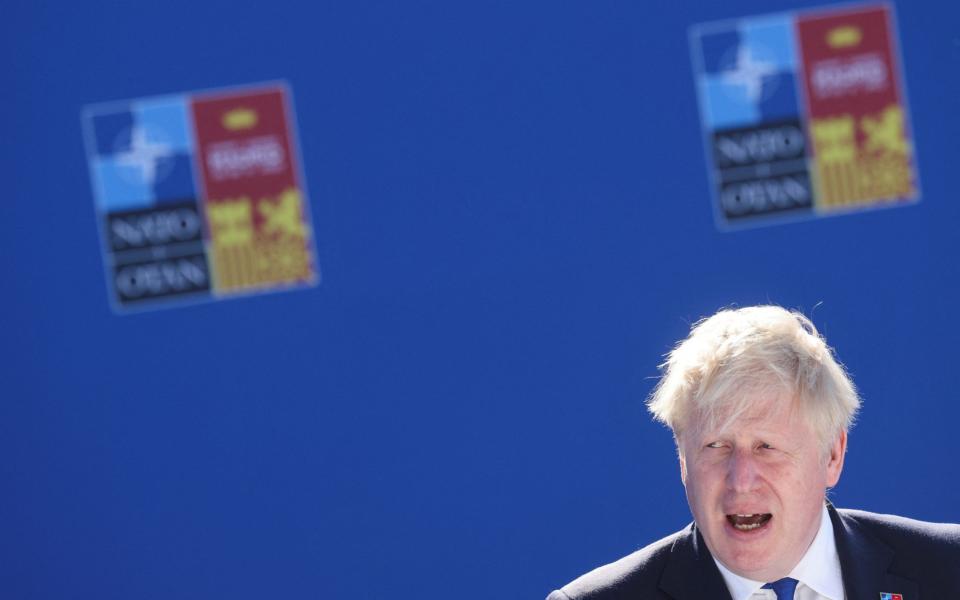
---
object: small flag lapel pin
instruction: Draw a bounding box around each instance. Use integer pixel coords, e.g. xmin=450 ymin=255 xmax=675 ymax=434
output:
xmin=880 ymin=593 xmax=903 ymax=600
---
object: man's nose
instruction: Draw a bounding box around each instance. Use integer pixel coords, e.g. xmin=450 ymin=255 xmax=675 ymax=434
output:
xmin=726 ymin=449 xmax=760 ymax=492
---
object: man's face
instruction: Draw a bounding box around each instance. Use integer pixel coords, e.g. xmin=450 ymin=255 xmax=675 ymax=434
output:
xmin=678 ymin=389 xmax=846 ymax=582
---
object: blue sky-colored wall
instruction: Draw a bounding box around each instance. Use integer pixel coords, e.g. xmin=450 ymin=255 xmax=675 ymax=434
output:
xmin=3 ymin=1 xmax=958 ymax=598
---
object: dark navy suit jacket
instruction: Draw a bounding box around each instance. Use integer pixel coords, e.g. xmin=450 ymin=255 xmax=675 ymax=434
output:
xmin=547 ymin=505 xmax=960 ymax=600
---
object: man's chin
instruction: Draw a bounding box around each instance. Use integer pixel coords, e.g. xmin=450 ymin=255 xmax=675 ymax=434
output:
xmin=711 ymin=521 xmax=783 ymax=580
xmin=714 ymin=545 xmax=790 ymax=584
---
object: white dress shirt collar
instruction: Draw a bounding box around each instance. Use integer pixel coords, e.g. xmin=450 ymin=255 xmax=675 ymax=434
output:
xmin=712 ymin=504 xmax=845 ymax=600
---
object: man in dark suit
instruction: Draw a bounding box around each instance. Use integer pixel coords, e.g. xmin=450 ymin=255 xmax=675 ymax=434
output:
xmin=547 ymin=306 xmax=960 ymax=600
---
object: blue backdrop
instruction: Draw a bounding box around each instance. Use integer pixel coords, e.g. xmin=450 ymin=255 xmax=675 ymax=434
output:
xmin=3 ymin=1 xmax=958 ymax=598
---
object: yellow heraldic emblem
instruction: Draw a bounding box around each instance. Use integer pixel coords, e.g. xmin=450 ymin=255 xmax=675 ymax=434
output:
xmin=826 ymin=26 xmax=862 ymax=49
xmin=207 ymin=198 xmax=254 ymax=246
xmin=207 ymin=189 xmax=312 ymax=292
xmin=259 ymin=188 xmax=307 ymax=239
xmin=862 ymin=105 xmax=910 ymax=157
xmin=811 ymin=104 xmax=914 ymax=209
xmin=811 ymin=116 xmax=856 ymax=165
xmin=222 ymin=108 xmax=259 ymax=131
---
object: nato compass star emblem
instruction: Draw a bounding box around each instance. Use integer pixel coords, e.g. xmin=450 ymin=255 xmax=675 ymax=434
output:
xmin=720 ymin=43 xmax=779 ymax=102
xmin=113 ymin=124 xmax=176 ymax=186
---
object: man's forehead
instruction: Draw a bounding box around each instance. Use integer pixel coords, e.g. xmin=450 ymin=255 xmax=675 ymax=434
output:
xmin=688 ymin=392 xmax=804 ymax=438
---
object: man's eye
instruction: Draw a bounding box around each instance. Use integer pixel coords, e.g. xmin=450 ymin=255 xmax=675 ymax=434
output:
xmin=759 ymin=443 xmax=774 ymax=450
xmin=706 ymin=442 xmax=724 ymax=449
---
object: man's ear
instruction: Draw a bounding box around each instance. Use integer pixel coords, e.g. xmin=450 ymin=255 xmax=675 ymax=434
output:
xmin=825 ymin=430 xmax=847 ymax=487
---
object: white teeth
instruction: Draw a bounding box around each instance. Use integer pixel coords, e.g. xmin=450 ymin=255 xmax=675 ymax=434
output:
xmin=728 ymin=514 xmax=770 ymax=531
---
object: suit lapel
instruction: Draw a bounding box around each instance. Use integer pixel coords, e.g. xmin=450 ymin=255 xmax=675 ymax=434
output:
xmin=829 ymin=504 xmax=920 ymax=600
xmin=658 ymin=507 xmax=921 ymax=600
xmin=659 ymin=522 xmax=733 ymax=600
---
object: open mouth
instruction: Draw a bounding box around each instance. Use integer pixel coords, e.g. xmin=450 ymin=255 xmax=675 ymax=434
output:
xmin=726 ymin=513 xmax=772 ymax=532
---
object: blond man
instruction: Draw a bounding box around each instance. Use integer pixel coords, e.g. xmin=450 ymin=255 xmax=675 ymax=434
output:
xmin=548 ymin=306 xmax=960 ymax=600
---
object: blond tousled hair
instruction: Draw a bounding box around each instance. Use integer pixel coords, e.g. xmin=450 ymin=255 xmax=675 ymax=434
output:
xmin=647 ymin=305 xmax=860 ymax=455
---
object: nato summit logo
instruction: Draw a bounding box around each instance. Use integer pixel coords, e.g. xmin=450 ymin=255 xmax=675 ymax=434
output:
xmin=690 ymin=4 xmax=918 ymax=229
xmin=83 ymin=84 xmax=319 ymax=313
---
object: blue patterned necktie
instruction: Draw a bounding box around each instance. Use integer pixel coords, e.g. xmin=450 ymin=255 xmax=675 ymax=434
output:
xmin=762 ymin=577 xmax=799 ymax=599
